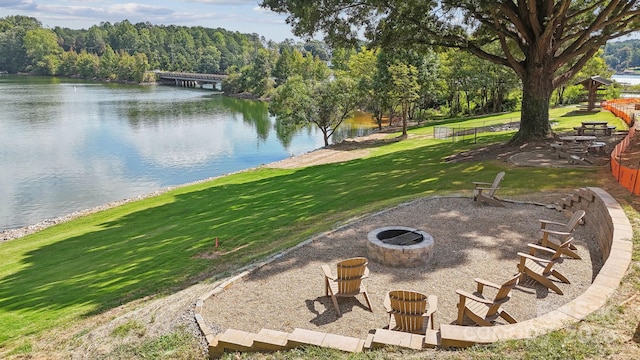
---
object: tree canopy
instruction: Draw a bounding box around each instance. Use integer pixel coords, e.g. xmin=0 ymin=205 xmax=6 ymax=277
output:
xmin=261 ymin=0 xmax=640 ymax=143
xmin=604 ymin=39 xmax=640 ymax=72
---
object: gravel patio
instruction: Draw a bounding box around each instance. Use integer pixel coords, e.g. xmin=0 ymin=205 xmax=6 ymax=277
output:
xmin=202 ymin=196 xmax=602 ymax=340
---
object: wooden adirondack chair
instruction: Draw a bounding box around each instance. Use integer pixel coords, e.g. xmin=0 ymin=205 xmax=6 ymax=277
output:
xmin=517 ymin=242 xmax=571 ymax=295
xmin=321 ymin=257 xmax=373 ymax=316
xmin=384 ymin=290 xmax=437 ymax=333
xmin=456 ymin=274 xmax=519 ymax=326
xmin=537 ymin=210 xmax=585 ymax=259
xmin=473 ymin=172 xmax=505 ymax=207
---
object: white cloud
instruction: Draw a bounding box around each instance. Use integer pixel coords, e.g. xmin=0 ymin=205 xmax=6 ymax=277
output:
xmin=181 ymin=0 xmax=257 ymax=5
xmin=0 ymin=0 xmax=296 ymax=41
xmin=0 ymin=0 xmax=37 ymax=10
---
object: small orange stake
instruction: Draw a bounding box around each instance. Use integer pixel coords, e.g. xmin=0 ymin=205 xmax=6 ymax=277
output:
xmin=215 ymin=237 xmax=219 ymax=248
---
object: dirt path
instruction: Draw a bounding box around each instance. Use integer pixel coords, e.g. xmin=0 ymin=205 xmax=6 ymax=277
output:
xmin=265 ymin=132 xmax=396 ymax=169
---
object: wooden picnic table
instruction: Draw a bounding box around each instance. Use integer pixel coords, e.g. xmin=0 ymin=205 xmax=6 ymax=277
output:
xmin=553 ymin=136 xmax=597 ymax=165
xmin=574 ymin=121 xmax=615 ymax=136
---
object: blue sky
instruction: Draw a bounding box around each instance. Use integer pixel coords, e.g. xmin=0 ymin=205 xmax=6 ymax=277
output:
xmin=0 ymin=0 xmax=297 ymax=42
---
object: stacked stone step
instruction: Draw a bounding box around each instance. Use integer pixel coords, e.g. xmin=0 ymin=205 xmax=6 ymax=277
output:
xmin=287 ymin=328 xmax=366 ymax=352
xmin=209 ymin=327 xmax=367 ymax=358
xmin=369 ymin=328 xmax=441 ymax=350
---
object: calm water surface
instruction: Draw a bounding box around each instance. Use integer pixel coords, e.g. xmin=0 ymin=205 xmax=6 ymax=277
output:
xmin=0 ymin=75 xmax=376 ymax=231
xmin=612 ymin=74 xmax=640 ymax=85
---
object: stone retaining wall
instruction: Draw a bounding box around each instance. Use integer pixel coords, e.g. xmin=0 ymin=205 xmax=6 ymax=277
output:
xmin=440 ymin=187 xmax=633 ymax=347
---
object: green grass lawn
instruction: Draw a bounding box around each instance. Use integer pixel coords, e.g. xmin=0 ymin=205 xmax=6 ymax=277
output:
xmin=0 ymin=106 xmax=616 ymax=355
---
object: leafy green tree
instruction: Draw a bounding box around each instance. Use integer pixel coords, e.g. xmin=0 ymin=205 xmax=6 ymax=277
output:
xmin=23 ymin=28 xmax=63 ymax=75
xmin=297 ymin=51 xmax=330 ymax=81
xmin=401 ymin=49 xmax=440 ymax=120
xmin=244 ymin=48 xmax=274 ymax=97
xmin=303 ymin=40 xmax=330 ymax=61
xmin=98 ymin=45 xmax=118 ymax=80
xmin=76 ymin=50 xmax=99 ymax=78
xmin=85 ymin=26 xmax=107 ymax=55
xmin=41 ymin=54 xmax=61 ymax=75
xmin=131 ymin=53 xmax=150 ymax=82
xmin=562 ymin=85 xmax=586 ymax=104
xmin=270 ymin=76 xmax=357 ymax=146
xmin=368 ymin=51 xmax=398 ymax=129
xmin=168 ymin=28 xmax=196 ymax=71
xmin=273 ymin=46 xmax=295 ymax=85
xmin=2 ymin=16 xmax=273 ymax=78
xmin=388 ymin=63 xmax=420 ymax=136
xmin=261 ymin=0 xmax=640 ymax=144
xmin=346 ymin=47 xmax=377 ymax=110
xmin=0 ymin=16 xmax=43 ymax=73
xmin=115 ymin=50 xmax=148 ymax=82
xmin=53 ymin=26 xmax=84 ymax=52
xmin=439 ymin=51 xmax=463 ymax=116
xmin=58 ymin=50 xmax=78 ymax=76
xmin=479 ymin=58 xmax=520 ymax=114
xmin=553 ymin=49 xmax=613 ymax=105
xmin=196 ymin=45 xmax=221 ymax=73
xmin=221 ymin=67 xmax=246 ymax=94
xmin=109 ymin=20 xmax=139 ymax=53
xmin=604 ymin=40 xmax=640 ymax=72
xmin=330 ymin=47 xmax=356 ymax=71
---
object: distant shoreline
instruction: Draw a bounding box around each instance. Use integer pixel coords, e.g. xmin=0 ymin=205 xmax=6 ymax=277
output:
xmin=0 ymin=127 xmax=385 ymax=242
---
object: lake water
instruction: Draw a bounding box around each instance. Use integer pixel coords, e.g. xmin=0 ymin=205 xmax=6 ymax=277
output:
xmin=0 ymin=75 xmax=377 ymax=231
xmin=612 ymin=74 xmax=640 ymax=85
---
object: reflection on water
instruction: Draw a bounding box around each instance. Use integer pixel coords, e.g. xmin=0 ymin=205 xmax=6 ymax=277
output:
xmin=0 ymin=75 xmax=377 ymax=231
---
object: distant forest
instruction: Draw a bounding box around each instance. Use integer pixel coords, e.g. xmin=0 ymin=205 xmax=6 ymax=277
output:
xmin=1 ymin=15 xmax=634 ymax=119
xmin=604 ymin=39 xmax=640 ymax=73
xmin=0 ymin=15 xmax=324 ymax=82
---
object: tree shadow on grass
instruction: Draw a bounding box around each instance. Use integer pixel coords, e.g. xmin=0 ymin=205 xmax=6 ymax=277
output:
xmin=0 ymin=139 xmax=598 ymax=343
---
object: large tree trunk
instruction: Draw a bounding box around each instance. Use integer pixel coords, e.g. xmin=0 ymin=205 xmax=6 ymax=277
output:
xmin=510 ymin=63 xmax=554 ymax=144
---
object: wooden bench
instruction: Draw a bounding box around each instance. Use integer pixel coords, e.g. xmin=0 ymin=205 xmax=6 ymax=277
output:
xmin=588 ymin=141 xmax=606 ymax=155
xmin=551 ymin=142 xmax=589 ymax=161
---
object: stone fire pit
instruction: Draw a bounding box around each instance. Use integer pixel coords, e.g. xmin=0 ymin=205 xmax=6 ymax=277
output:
xmin=367 ymin=226 xmax=434 ymax=267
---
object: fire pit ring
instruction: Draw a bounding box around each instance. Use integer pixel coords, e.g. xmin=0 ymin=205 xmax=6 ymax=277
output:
xmin=367 ymin=226 xmax=434 ymax=267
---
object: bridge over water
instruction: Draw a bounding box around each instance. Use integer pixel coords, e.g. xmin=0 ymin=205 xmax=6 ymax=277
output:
xmin=158 ymin=72 xmax=228 ymax=90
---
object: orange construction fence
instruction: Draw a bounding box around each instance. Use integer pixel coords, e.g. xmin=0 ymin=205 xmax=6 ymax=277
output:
xmin=602 ymin=98 xmax=640 ymax=194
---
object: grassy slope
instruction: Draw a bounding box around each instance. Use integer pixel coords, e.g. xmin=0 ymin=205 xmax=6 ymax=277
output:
xmin=0 ymin=106 xmax=631 ymax=357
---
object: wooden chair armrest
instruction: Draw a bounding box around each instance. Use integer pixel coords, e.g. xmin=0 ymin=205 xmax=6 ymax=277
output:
xmin=456 ymin=289 xmax=493 ymax=304
xmin=474 ymin=186 xmax=499 ymax=191
xmin=527 ymin=243 xmax=557 ymax=254
xmin=517 ymin=252 xmax=553 ymax=264
xmin=538 ymin=219 xmax=566 ymax=227
xmin=427 ymin=294 xmax=438 ymax=315
xmin=540 ymin=229 xmax=572 ymax=237
xmin=473 ymin=181 xmax=492 ymax=186
xmin=474 ymin=278 xmax=501 ymax=290
xmin=383 ymin=291 xmax=391 ymax=313
xmin=321 ymin=264 xmax=335 ymax=280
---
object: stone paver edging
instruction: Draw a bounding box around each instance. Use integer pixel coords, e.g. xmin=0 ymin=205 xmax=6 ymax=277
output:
xmin=440 ymin=187 xmax=633 ymax=347
xmin=194 ymin=188 xmax=633 ymax=356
